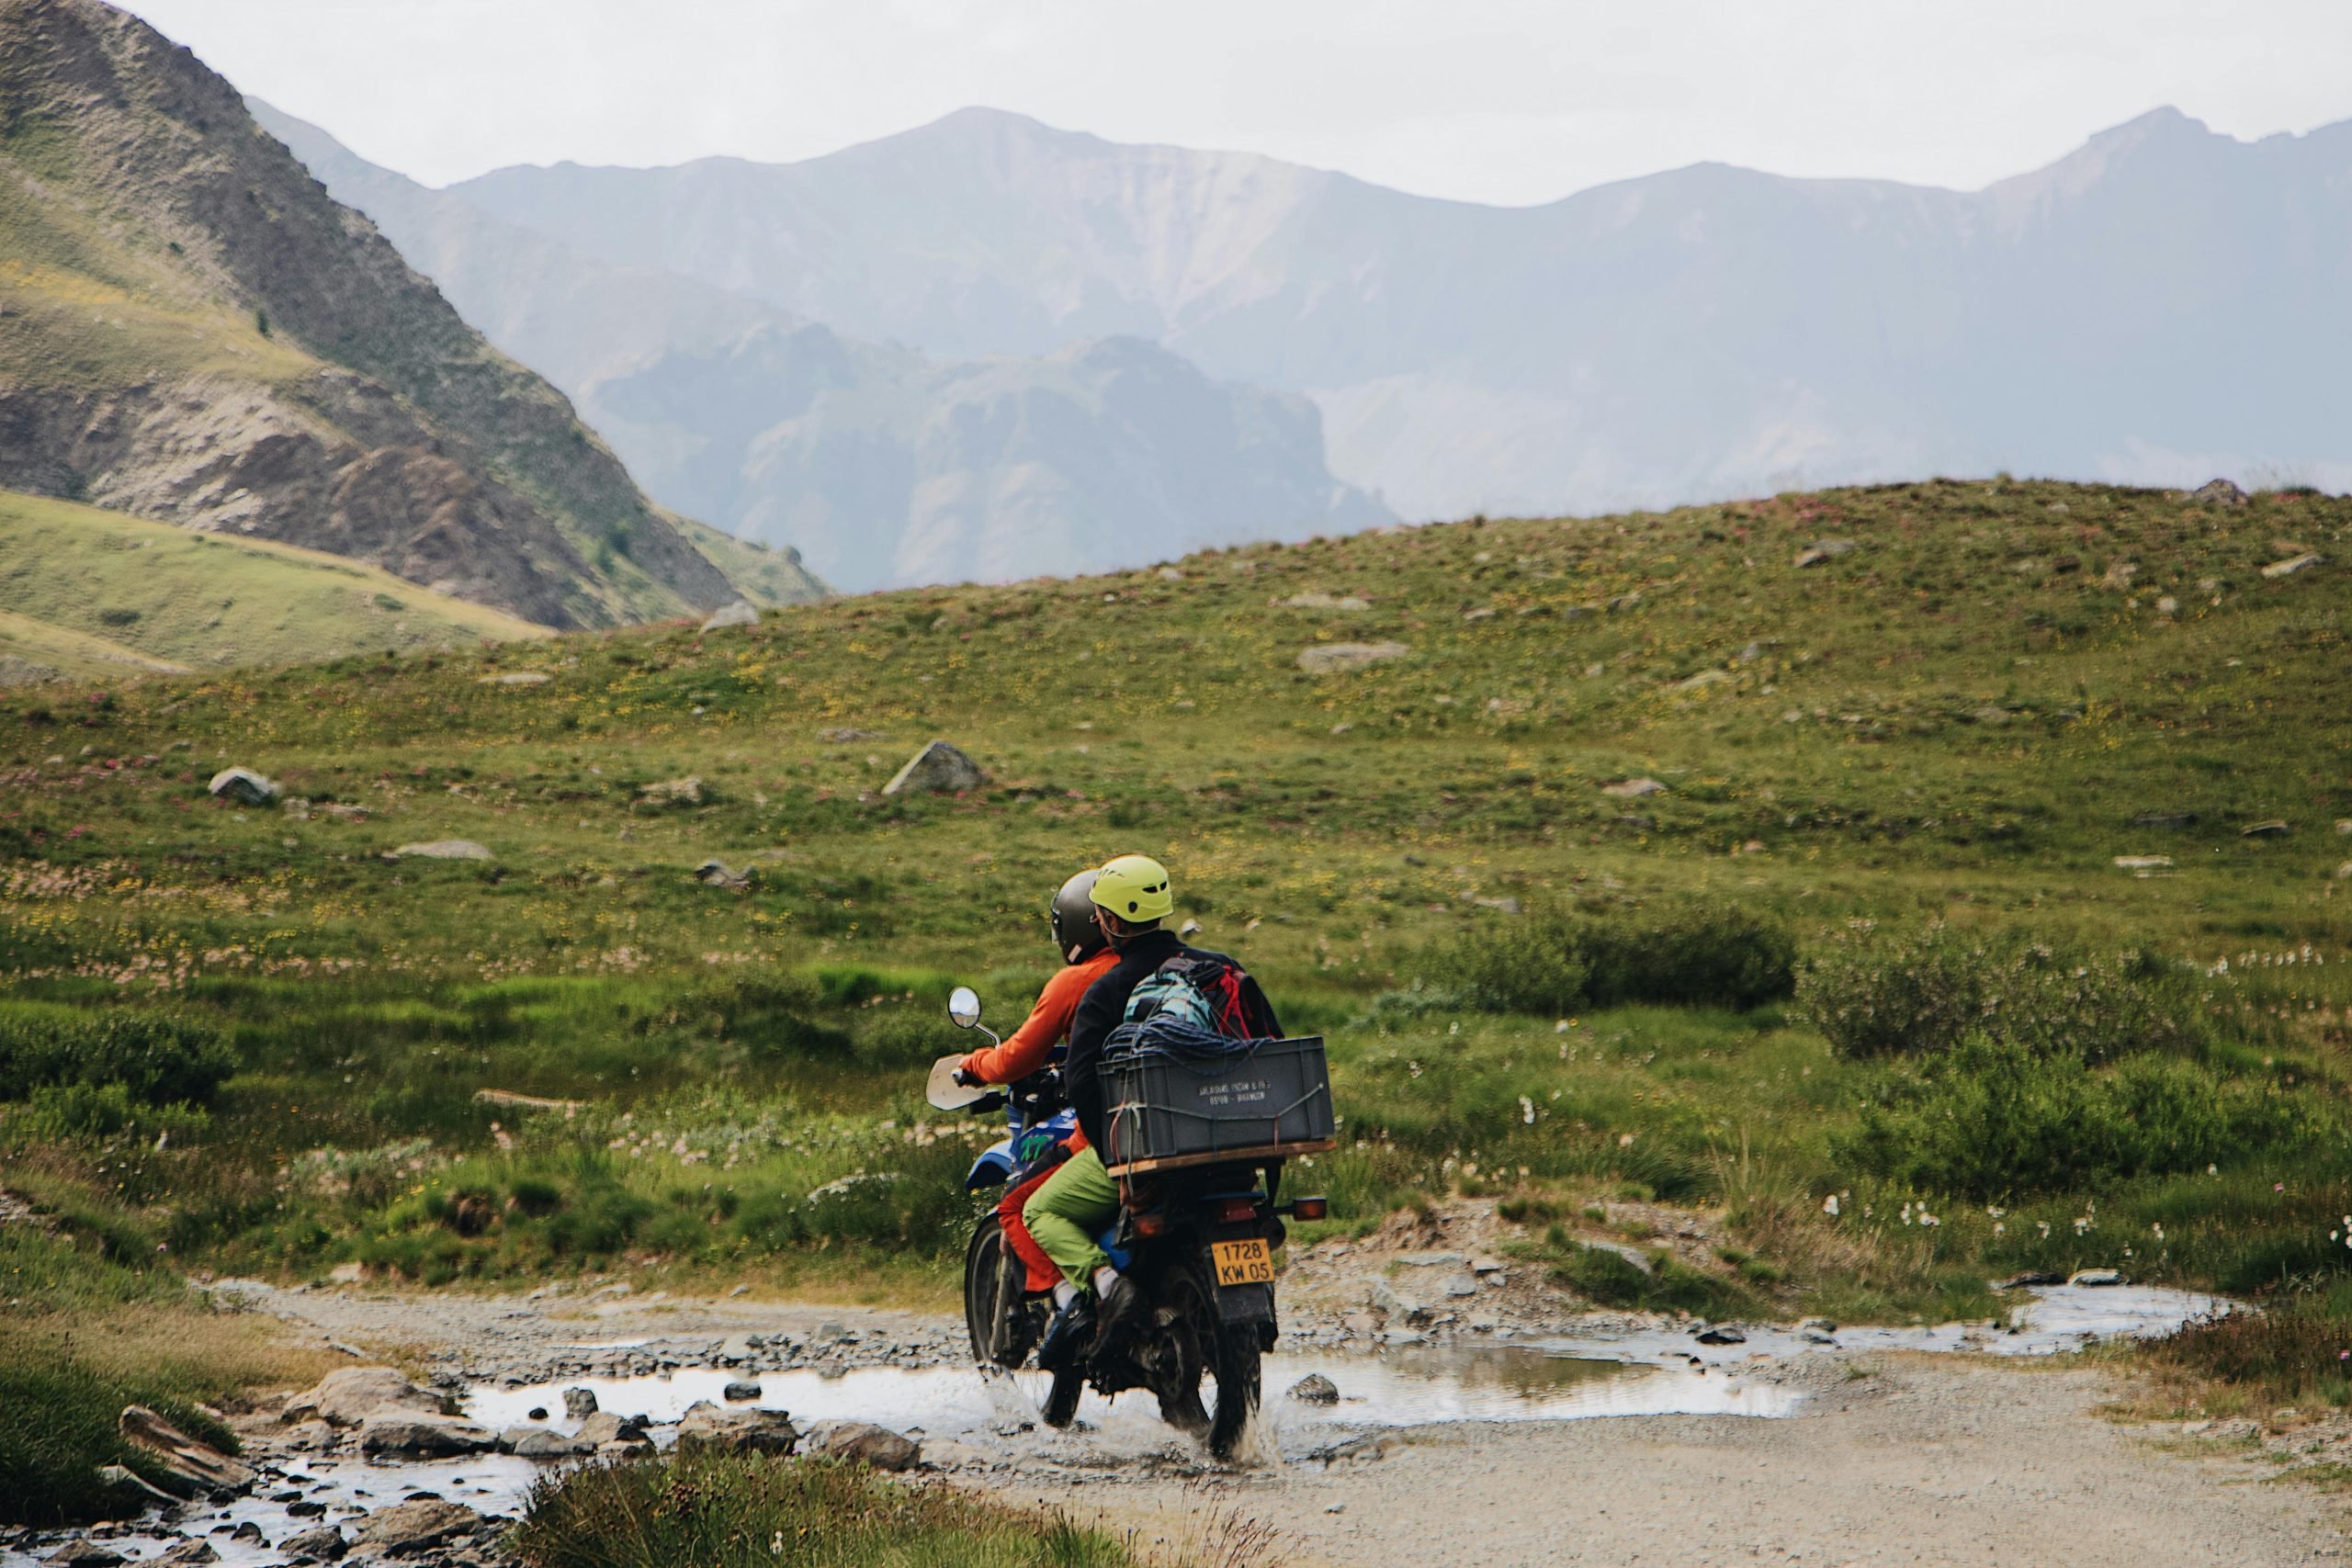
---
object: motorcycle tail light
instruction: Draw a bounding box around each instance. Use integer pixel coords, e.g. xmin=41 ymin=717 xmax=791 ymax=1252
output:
xmin=1217 ymin=1198 xmax=1262 ymax=1224
xmin=1291 ymin=1196 xmax=1329 ymax=1221
xmin=1131 ymin=1211 xmax=1170 ymax=1238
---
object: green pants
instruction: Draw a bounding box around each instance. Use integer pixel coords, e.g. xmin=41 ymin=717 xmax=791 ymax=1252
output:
xmin=1023 ymin=1145 xmax=1118 ymax=1288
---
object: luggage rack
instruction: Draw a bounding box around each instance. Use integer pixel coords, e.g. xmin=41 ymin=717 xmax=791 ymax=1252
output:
xmin=1105 ymin=1136 xmax=1338 ymax=1179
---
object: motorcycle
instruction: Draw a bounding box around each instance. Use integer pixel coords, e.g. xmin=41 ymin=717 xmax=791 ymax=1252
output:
xmin=929 ymin=984 xmax=1327 ymax=1459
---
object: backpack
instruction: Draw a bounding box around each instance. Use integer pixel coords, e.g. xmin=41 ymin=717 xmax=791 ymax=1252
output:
xmin=1119 ymin=953 xmax=1260 ymax=1041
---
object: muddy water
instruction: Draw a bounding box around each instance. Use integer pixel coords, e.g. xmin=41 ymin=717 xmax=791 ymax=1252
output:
xmin=2 ymin=1282 xmax=2233 ymax=1566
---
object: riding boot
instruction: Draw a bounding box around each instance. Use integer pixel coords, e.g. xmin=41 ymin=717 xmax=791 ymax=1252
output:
xmin=1093 ymin=1271 xmax=1142 ymax=1340
xmin=1035 ymin=1292 xmax=1097 ymax=1371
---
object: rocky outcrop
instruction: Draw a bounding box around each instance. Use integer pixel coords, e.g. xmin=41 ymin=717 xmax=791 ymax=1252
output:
xmin=0 ymin=0 xmax=768 ymax=626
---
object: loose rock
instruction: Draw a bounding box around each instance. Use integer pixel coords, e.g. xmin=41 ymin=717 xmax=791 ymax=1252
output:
xmin=675 ymin=1401 xmax=799 ymax=1456
xmin=356 ymin=1412 xmax=498 ymax=1457
xmin=157 ymin=1541 xmax=221 ymax=1566
xmin=475 ymin=671 xmax=549 ymax=687
xmin=386 ymin=840 xmax=494 ymax=863
xmin=1600 ymin=777 xmax=1667 ymax=798
xmin=208 ymin=768 xmax=278 ymax=806
xmin=638 ymin=776 xmax=705 ymax=808
xmin=1793 ymin=539 xmax=1858 ymax=568
xmin=505 ymin=1427 xmax=590 ymax=1460
xmin=1296 ymin=641 xmax=1410 ymax=673
xmin=351 ymin=1501 xmax=485 ymax=1556
xmin=47 ymin=1541 xmax=127 ymax=1568
xmin=561 ymin=1387 xmax=598 ymax=1419
xmin=881 ymin=740 xmax=984 ymax=796
xmin=1287 ymin=1373 xmax=1340 ymax=1405
xmin=575 ymin=1412 xmax=648 ymax=1447
xmin=806 ymin=1420 xmax=919 ymax=1471
xmin=2069 ymin=1269 xmax=2125 ymax=1287
xmin=721 ymin=1380 xmax=762 ymax=1403
xmin=700 ymin=601 xmax=759 ymax=632
xmin=284 ymin=1368 xmax=443 ymax=1427
xmin=119 ymin=1405 xmax=255 ymax=1496
xmin=1694 ymin=1325 xmax=1747 ymax=1346
xmin=2262 ymin=553 xmax=2322 ymax=580
xmin=279 ymin=1527 xmax=345 ymax=1562
xmin=2188 ymin=478 xmax=2247 ymax=506
xmin=2242 ymin=820 xmax=2290 ymax=839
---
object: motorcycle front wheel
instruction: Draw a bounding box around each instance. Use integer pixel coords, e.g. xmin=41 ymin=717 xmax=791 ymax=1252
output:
xmin=963 ymin=1214 xmax=1038 ymax=1369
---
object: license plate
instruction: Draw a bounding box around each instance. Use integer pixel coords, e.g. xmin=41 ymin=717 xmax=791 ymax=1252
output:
xmin=1211 ymin=1237 xmax=1274 ymax=1286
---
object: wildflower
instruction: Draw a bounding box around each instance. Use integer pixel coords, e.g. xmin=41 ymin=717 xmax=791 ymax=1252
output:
xmin=1822 ymin=1194 xmax=1839 ymax=1217
xmin=770 ymin=1533 xmax=785 ymax=1555
xmin=1919 ymin=1211 xmax=1939 ymax=1228
xmin=1520 ymin=1097 xmax=1537 ymax=1125
xmin=1993 ymin=1222 xmax=2006 ymax=1236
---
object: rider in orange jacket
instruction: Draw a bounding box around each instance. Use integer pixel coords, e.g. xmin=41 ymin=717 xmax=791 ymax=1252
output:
xmin=952 ymin=870 xmax=1118 ymax=1292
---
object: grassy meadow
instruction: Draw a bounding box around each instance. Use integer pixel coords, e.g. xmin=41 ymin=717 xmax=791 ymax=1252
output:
xmin=0 ymin=489 xmax=553 ymax=674
xmin=5 ymin=475 xmax=2352 ymax=1506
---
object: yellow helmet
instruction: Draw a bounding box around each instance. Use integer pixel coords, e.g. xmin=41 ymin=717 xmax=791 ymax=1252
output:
xmin=1091 ymin=852 xmax=1173 ymax=924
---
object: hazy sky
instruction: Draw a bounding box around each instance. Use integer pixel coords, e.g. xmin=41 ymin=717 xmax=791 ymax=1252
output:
xmin=126 ymin=0 xmax=2352 ymax=205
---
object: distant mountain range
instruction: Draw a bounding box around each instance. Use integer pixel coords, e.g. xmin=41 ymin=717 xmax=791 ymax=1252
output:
xmin=0 ymin=0 xmax=820 ymax=633
xmin=423 ymin=103 xmax=2352 ymax=523
xmin=256 ymin=106 xmax=1387 ymax=592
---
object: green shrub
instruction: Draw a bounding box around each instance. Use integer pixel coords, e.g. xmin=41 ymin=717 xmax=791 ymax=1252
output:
xmin=2154 ymin=1303 xmax=2352 ymax=1396
xmin=1430 ymin=901 xmax=1793 ymax=1016
xmin=1542 ymin=1236 xmax=1759 ymax=1319
xmin=513 ymin=1451 xmax=1131 ymax=1568
xmin=1797 ymin=923 xmax=2198 ymax=1062
xmin=0 ymin=1008 xmax=236 ymax=1107
xmin=1835 ymin=1032 xmax=2312 ymax=1200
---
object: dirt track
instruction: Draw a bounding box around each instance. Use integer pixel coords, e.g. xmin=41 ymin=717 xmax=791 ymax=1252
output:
xmin=226 ymin=1280 xmax=2349 ymax=1568
xmin=1007 ymin=1358 xmax=2346 ymax=1567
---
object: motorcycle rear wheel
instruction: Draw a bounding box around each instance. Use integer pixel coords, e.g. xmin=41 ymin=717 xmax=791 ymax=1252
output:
xmin=1153 ymin=1266 xmax=1262 ymax=1460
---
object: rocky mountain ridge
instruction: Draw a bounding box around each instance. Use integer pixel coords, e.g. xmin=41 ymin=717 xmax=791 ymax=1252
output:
xmin=254 ymin=103 xmax=1388 ymax=592
xmin=447 ymin=104 xmax=2352 ymax=519
xmin=0 ymin=0 xmax=820 ymax=627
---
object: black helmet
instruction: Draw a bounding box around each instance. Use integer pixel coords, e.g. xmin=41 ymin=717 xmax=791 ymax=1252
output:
xmin=1050 ymin=870 xmax=1107 ymax=964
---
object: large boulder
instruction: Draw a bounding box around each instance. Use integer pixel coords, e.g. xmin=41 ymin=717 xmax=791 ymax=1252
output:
xmin=700 ymin=601 xmax=759 ymax=633
xmin=2188 ymin=478 xmax=2247 ymax=507
xmin=561 ymin=1386 xmax=598 ymax=1419
xmin=356 ymin=1411 xmax=498 ymax=1457
xmin=804 ymin=1420 xmax=918 ymax=1472
xmin=673 ymin=1400 xmax=798 ymax=1456
xmin=283 ymin=1367 xmax=443 ymax=1427
xmin=350 ymin=1501 xmax=486 ymax=1556
xmin=1296 ymin=641 xmax=1409 ymax=673
xmin=208 ymin=767 xmax=279 ymax=806
xmin=881 ymin=740 xmax=983 ymax=796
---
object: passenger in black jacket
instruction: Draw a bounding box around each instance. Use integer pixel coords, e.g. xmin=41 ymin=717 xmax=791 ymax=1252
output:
xmin=1023 ymin=854 xmax=1278 ymax=1366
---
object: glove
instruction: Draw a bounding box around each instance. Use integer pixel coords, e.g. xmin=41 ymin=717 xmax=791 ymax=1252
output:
xmin=953 ymin=1066 xmax=984 ymax=1089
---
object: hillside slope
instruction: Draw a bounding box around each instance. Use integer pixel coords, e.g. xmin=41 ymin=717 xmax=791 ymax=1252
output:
xmin=253 ymin=103 xmax=1385 ymax=592
xmin=0 ymin=488 xmax=548 ymax=672
xmin=0 ymin=0 xmax=797 ymax=626
xmin=449 ymin=106 xmax=2352 ymax=519
xmin=3 ymin=476 xmax=2344 ymax=985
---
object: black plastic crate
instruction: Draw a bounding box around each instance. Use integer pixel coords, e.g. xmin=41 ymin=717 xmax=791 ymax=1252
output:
xmin=1102 ymin=1035 xmax=1335 ymax=1171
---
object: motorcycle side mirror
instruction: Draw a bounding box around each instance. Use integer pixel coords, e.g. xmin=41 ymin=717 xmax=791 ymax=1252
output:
xmin=947 ymin=986 xmax=983 ymax=1029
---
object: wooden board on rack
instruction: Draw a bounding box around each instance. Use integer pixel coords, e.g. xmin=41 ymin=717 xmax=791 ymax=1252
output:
xmin=1105 ymin=1138 xmax=1337 ymax=1178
